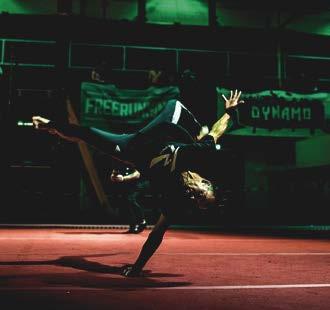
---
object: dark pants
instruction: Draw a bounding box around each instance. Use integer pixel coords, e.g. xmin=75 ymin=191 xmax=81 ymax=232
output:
xmin=57 ymin=99 xmax=202 ymax=166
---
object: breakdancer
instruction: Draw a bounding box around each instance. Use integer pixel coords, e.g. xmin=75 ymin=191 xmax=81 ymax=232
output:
xmin=32 ymin=89 xmax=244 ymax=276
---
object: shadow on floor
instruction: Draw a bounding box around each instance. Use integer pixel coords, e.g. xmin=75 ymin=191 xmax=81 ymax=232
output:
xmin=0 ymin=253 xmax=190 ymax=289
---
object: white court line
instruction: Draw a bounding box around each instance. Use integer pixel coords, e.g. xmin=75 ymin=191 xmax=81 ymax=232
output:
xmin=0 ymin=284 xmax=330 ymax=291
xmin=1 ymin=252 xmax=329 ymax=258
xmin=0 ymin=252 xmax=329 ymax=258
xmin=158 ymin=252 xmax=330 ymax=256
xmin=0 ymin=237 xmax=130 ymax=241
xmin=156 ymin=284 xmax=330 ymax=290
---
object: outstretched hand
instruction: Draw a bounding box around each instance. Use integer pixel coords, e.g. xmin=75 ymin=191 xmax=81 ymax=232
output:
xmin=222 ymin=89 xmax=244 ymax=111
xmin=208 ymin=89 xmax=245 ymax=141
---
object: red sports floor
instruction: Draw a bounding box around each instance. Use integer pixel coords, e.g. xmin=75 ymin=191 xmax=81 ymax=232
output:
xmin=0 ymin=227 xmax=329 ymax=309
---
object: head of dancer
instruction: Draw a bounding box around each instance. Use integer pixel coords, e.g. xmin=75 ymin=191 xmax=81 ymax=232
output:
xmin=180 ymin=171 xmax=216 ymax=210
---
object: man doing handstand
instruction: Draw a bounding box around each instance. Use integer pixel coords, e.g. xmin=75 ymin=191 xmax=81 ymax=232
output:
xmin=32 ymin=89 xmax=244 ymax=276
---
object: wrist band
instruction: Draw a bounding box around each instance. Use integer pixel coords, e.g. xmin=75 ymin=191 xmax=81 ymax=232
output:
xmin=226 ymin=107 xmax=239 ymax=122
xmin=226 ymin=107 xmax=242 ymax=130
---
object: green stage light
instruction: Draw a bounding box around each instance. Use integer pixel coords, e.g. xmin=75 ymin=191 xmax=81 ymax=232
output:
xmin=0 ymin=0 xmax=56 ymax=15
xmin=147 ymin=0 xmax=208 ymax=26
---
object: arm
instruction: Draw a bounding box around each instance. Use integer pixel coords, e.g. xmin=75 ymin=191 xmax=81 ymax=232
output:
xmin=110 ymin=168 xmax=141 ymax=183
xmin=208 ymin=113 xmax=231 ymax=143
xmin=122 ymin=169 xmax=140 ymax=182
xmin=208 ymin=89 xmax=243 ymax=143
xmin=196 ymin=125 xmax=210 ymax=141
xmin=122 ymin=213 xmax=169 ymax=276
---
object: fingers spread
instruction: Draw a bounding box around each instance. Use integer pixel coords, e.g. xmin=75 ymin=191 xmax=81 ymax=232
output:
xmin=223 ymin=90 xmax=244 ymax=108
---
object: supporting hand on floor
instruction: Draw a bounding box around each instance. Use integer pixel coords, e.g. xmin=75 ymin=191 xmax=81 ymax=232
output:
xmin=122 ymin=264 xmax=143 ymax=277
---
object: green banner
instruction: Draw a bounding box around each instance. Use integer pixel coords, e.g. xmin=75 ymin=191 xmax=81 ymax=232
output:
xmin=81 ymin=82 xmax=180 ymax=131
xmin=217 ymin=88 xmax=330 ymax=137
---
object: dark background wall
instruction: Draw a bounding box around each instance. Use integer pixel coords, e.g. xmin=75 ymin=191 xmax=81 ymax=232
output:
xmin=1 ymin=1 xmax=329 ymax=226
